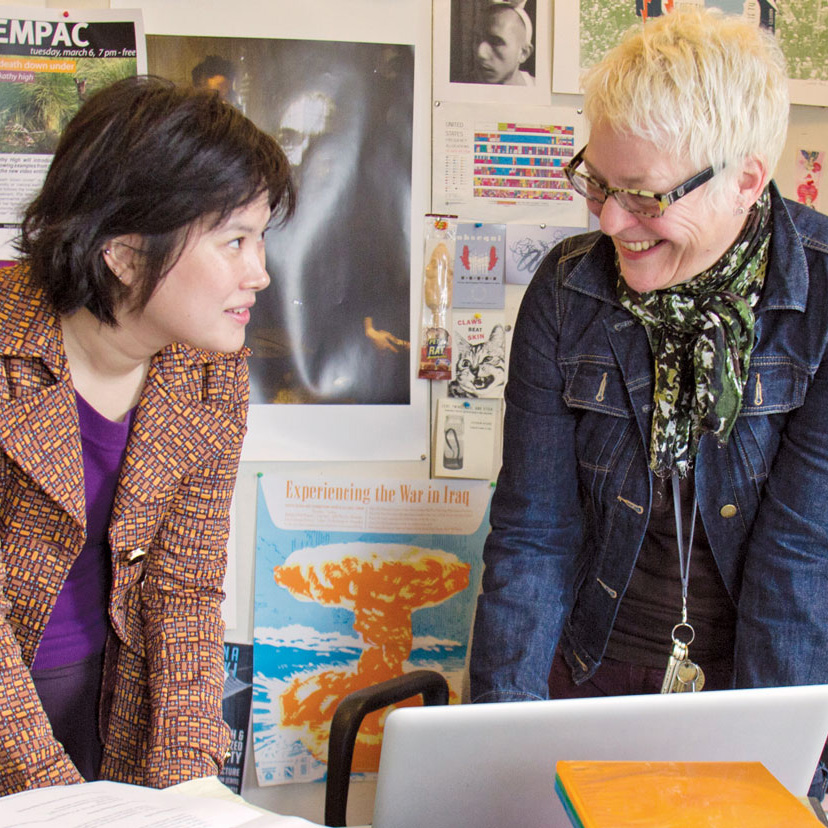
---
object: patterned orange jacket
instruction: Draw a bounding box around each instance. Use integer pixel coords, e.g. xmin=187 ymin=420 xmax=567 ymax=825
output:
xmin=0 ymin=264 xmax=248 ymax=795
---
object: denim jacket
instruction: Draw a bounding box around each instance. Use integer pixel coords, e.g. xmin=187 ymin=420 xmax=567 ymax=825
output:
xmin=470 ymin=186 xmax=828 ymax=753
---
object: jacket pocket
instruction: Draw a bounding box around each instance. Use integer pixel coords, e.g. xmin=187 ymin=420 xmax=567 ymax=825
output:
xmin=732 ymin=359 xmax=808 ymax=482
xmin=563 ymin=359 xmax=635 ymax=474
xmin=740 ymin=359 xmax=808 ymax=415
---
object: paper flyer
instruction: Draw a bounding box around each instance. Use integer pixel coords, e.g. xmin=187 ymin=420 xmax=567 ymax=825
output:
xmin=433 ymin=397 xmax=503 ymax=480
xmin=252 ymin=475 xmax=492 ymax=786
xmin=452 ymin=222 xmax=506 ymax=309
xmin=553 ymin=0 xmax=828 ymax=107
xmin=0 ymin=8 xmax=146 ymax=227
xmin=432 ymin=102 xmax=587 ymax=225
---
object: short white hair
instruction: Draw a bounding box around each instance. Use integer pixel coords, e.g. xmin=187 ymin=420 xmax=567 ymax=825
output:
xmin=581 ymin=8 xmax=789 ymax=201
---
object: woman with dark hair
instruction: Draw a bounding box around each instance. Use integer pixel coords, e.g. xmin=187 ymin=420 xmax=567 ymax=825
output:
xmin=0 ymin=75 xmax=294 ymax=794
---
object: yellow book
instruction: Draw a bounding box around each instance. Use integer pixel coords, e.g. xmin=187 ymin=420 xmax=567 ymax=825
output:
xmin=554 ymin=760 xmax=822 ymax=827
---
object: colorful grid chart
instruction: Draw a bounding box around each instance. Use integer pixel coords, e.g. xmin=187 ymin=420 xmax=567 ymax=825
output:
xmin=473 ymin=123 xmax=576 ymax=202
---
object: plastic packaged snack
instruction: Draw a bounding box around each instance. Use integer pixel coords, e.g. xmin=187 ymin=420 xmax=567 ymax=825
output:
xmin=417 ymin=216 xmax=456 ymax=381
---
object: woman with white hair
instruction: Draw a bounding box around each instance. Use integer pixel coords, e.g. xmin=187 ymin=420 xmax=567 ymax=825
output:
xmin=469 ymin=8 xmax=828 ymax=796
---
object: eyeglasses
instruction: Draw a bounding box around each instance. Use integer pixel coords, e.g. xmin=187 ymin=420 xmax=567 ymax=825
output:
xmin=564 ymin=145 xmax=717 ymax=218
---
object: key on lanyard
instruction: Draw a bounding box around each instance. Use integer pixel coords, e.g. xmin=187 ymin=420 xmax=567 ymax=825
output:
xmin=661 ymin=623 xmax=705 ymax=694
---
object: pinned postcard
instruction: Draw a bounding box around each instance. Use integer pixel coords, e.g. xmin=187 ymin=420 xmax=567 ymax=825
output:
xmin=505 ymin=223 xmax=586 ymax=285
xmin=433 ymin=397 xmax=502 ymax=480
xmin=449 ymin=310 xmax=509 ymax=399
xmin=452 ymin=222 xmax=505 ymax=309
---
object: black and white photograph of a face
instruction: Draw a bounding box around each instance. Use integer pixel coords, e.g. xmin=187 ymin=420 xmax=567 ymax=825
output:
xmin=449 ymin=0 xmax=537 ymax=87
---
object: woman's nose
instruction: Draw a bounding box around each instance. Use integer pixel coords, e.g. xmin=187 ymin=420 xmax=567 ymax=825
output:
xmin=247 ymin=251 xmax=271 ymax=291
xmin=598 ymin=195 xmax=640 ymax=237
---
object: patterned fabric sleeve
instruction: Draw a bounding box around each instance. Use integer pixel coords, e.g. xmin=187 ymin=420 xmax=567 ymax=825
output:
xmin=0 ymin=379 xmax=85 ymax=794
xmin=114 ymin=356 xmax=248 ymax=787
xmin=0 ymin=590 xmax=86 ymax=792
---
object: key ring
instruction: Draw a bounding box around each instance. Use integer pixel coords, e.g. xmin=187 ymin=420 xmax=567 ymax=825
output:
xmin=671 ymin=622 xmax=695 ymax=648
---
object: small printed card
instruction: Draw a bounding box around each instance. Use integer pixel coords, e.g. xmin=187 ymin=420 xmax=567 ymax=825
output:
xmin=505 ymin=223 xmax=585 ymax=285
xmin=433 ymin=397 xmax=502 ymax=480
xmin=452 ymin=222 xmax=506 ymax=309
xmin=449 ymin=310 xmax=509 ymax=399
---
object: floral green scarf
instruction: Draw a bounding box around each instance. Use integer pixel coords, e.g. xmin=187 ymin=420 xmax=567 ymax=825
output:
xmin=618 ymin=189 xmax=772 ymax=478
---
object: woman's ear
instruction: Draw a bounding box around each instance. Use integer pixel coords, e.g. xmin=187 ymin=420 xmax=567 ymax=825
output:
xmin=736 ymin=156 xmax=770 ymax=212
xmin=101 ymin=235 xmax=142 ymax=285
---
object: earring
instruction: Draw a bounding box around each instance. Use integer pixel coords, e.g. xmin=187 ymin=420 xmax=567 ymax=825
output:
xmin=104 ymin=248 xmax=111 ymax=255
xmin=734 ymin=204 xmax=746 ymax=216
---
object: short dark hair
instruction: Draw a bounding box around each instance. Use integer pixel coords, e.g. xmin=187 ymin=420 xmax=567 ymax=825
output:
xmin=17 ymin=75 xmax=295 ymax=325
xmin=192 ymin=55 xmax=236 ymax=88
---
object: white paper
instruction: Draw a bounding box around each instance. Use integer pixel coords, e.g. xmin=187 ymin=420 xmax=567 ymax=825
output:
xmin=111 ymin=0 xmax=432 ymax=463
xmin=432 ymin=397 xmax=502 ymax=480
xmin=0 ymin=780 xmax=318 ymax=828
xmin=0 ymin=225 xmax=17 ymax=262
xmin=432 ymin=101 xmax=587 ymax=225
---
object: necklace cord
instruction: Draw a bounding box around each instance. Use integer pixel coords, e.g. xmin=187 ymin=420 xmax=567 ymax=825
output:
xmin=671 ymin=470 xmax=698 ymax=625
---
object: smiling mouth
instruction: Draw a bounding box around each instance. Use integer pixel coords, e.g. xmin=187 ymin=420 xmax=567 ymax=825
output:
xmin=618 ymin=239 xmax=660 ymax=253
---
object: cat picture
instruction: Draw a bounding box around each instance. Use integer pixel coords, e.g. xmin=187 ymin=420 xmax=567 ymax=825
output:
xmin=448 ymin=323 xmax=507 ymax=398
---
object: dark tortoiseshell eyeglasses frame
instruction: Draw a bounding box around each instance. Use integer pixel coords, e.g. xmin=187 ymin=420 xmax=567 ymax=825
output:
xmin=564 ymin=145 xmax=718 ymax=218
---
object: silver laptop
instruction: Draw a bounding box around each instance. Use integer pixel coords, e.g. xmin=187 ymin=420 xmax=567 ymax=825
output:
xmin=372 ymin=684 xmax=828 ymax=828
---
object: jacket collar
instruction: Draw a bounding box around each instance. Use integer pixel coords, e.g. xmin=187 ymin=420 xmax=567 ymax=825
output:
xmin=108 ymin=352 xmax=246 ymax=551
xmin=760 ymin=182 xmax=809 ymax=312
xmin=0 ymin=265 xmax=245 ymax=536
xmin=562 ymin=182 xmax=808 ymax=314
xmin=0 ymin=266 xmax=85 ymax=524
xmin=0 ymin=264 xmax=68 ymax=380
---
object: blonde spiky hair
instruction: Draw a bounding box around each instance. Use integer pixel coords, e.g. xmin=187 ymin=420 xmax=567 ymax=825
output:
xmin=581 ymin=8 xmax=789 ymax=200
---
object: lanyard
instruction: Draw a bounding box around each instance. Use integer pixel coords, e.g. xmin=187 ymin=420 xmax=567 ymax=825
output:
xmin=671 ymin=470 xmax=697 ymax=625
xmin=663 ymin=470 xmax=705 ymax=693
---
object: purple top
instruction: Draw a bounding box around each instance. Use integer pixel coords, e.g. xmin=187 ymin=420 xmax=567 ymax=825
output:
xmin=31 ymin=393 xmax=135 ymax=670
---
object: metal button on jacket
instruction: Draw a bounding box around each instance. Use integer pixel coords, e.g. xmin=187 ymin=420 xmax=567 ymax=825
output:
xmin=720 ymin=504 xmax=738 ymax=519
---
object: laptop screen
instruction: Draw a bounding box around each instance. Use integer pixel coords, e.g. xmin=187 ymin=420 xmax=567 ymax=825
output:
xmin=372 ymin=684 xmax=828 ymax=828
